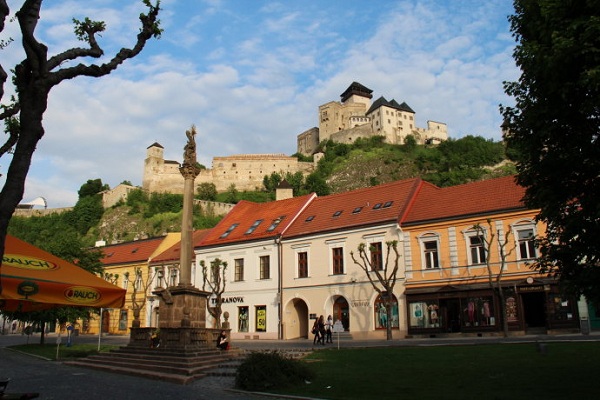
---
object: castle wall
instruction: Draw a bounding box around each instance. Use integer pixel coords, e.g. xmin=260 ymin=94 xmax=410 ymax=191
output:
xmin=143 ymin=150 xmax=315 ymax=195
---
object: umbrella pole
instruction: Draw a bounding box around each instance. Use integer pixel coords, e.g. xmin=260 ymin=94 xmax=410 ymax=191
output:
xmin=97 ymin=308 xmax=102 ymax=352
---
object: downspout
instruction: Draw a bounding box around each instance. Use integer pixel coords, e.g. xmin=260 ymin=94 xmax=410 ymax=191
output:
xmin=277 ymin=234 xmax=283 ymax=340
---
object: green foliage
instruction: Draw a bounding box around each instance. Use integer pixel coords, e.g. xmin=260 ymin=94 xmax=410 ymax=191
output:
xmin=501 ymin=0 xmax=600 ymax=304
xmin=66 ymin=195 xmax=105 ymax=235
xmin=263 ymin=172 xmax=282 ymax=192
xmin=196 ymin=182 xmax=217 ymax=201
xmin=77 ymin=178 xmax=108 ymax=199
xmin=235 ymin=351 xmax=315 ymax=391
xmin=224 ymin=184 xmax=239 ymax=204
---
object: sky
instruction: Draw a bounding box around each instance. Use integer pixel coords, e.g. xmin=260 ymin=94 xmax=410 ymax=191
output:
xmin=0 ymin=0 xmax=520 ymax=208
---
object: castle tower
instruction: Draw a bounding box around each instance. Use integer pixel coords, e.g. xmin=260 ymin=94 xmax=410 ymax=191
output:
xmin=143 ymin=142 xmax=165 ymax=192
xmin=319 ymin=82 xmax=373 ymax=141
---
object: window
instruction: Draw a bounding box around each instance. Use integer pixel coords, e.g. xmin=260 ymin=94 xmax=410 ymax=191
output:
xmin=220 ymin=223 xmax=239 ymax=238
xmin=234 ymin=258 xmax=244 ymax=281
xmin=423 ymin=240 xmax=439 ymax=269
xmin=373 ymin=203 xmax=382 ymax=210
xmin=123 ymin=274 xmax=129 ymax=290
xmin=119 ymin=310 xmax=128 ymax=330
xmin=517 ymin=228 xmax=536 ymax=260
xmin=267 ymin=216 xmax=285 ymax=232
xmin=469 ymin=235 xmax=487 ymax=264
xmin=332 ymin=210 xmax=342 ymax=217
xmin=298 ymin=251 xmax=308 ymax=278
xmin=383 ymin=201 xmax=393 ymax=208
xmin=332 ymin=247 xmax=344 ymax=275
xmin=352 ymin=206 xmax=363 ymax=214
xmin=370 ymin=242 xmax=383 ymax=271
xmin=238 ymin=307 xmax=249 ymax=332
xmin=259 ymin=255 xmax=270 ymax=280
xmin=305 ymin=215 xmax=315 ymax=222
xmin=245 ymin=219 xmax=263 ymax=235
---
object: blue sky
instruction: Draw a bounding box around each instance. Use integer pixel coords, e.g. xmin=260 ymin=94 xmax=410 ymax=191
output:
xmin=1 ymin=0 xmax=519 ymax=208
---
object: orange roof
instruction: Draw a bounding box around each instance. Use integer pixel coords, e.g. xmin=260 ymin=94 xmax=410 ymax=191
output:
xmin=198 ymin=194 xmax=316 ymax=247
xmin=99 ymin=236 xmax=166 ymax=266
xmin=402 ymin=175 xmax=528 ymax=225
xmin=151 ymin=229 xmax=212 ymax=264
xmin=284 ymin=178 xmax=423 ymax=238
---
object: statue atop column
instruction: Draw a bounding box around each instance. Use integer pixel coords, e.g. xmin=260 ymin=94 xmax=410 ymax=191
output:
xmin=180 ymin=125 xmax=201 ymax=179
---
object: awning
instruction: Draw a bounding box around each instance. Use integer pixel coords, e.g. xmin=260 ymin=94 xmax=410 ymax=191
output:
xmin=0 ymin=235 xmax=126 ymax=312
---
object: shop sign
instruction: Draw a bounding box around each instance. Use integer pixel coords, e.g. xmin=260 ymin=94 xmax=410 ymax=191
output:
xmin=351 ymin=300 xmax=370 ymax=307
xmin=518 ymin=285 xmax=544 ymax=293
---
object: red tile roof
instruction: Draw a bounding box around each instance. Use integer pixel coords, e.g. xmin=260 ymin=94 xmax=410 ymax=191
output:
xmin=284 ymin=178 xmax=423 ymax=238
xmin=99 ymin=236 xmax=166 ymax=266
xmin=151 ymin=229 xmax=212 ymax=264
xmin=402 ymin=175 xmax=528 ymax=225
xmin=197 ymin=194 xmax=316 ymax=247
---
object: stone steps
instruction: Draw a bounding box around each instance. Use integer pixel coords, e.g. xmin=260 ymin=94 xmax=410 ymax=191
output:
xmin=63 ymin=346 xmax=244 ymax=385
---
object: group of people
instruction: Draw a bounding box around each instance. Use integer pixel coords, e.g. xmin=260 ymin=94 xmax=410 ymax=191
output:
xmin=312 ymin=315 xmax=333 ymax=345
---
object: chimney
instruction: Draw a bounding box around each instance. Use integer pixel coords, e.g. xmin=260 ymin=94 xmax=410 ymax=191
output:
xmin=276 ymin=180 xmax=294 ymax=201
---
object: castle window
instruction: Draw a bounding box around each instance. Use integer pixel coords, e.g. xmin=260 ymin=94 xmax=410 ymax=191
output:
xmin=232 ymin=163 xmax=236 ymax=167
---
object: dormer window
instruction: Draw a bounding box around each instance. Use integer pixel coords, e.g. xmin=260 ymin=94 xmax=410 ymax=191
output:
xmin=382 ymin=201 xmax=393 ymax=208
xmin=332 ymin=210 xmax=343 ymax=217
xmin=373 ymin=203 xmax=382 ymax=210
xmin=352 ymin=207 xmax=363 ymax=214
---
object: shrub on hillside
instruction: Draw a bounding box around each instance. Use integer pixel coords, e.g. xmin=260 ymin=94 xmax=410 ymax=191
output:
xmin=235 ymin=351 xmax=315 ymax=391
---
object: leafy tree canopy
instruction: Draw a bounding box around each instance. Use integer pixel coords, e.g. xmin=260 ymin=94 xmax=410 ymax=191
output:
xmin=501 ymin=0 xmax=600 ymax=304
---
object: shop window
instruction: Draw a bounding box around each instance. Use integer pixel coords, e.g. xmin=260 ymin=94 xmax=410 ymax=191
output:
xmin=463 ymin=297 xmax=495 ymax=327
xmin=332 ymin=247 xmax=344 ymax=275
xmin=409 ymin=301 xmax=440 ymax=328
xmin=234 ymin=258 xmax=244 ymax=281
xmin=549 ymin=295 xmax=574 ymax=321
xmin=375 ymin=293 xmax=399 ymax=329
xmin=259 ymin=255 xmax=270 ymax=280
xmin=297 ymin=251 xmax=308 ymax=278
xmin=119 ymin=310 xmax=128 ymax=330
xmin=255 ymin=306 xmax=266 ymax=332
xmin=505 ymin=295 xmax=518 ymax=322
xmin=238 ymin=307 xmax=249 ymax=332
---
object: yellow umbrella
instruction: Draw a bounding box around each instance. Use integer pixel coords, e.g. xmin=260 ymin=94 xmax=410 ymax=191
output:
xmin=0 ymin=235 xmax=125 ymax=312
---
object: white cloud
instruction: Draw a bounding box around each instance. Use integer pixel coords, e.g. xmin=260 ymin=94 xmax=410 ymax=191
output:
xmin=1 ymin=0 xmax=519 ymax=208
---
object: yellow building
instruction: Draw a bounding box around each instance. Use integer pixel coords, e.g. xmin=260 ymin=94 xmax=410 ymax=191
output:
xmin=86 ymin=234 xmax=180 ymax=335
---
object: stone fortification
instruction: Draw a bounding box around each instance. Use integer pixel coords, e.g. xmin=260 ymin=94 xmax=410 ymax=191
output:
xmin=297 ymin=81 xmax=448 ymax=155
xmin=143 ymin=143 xmax=315 ymax=194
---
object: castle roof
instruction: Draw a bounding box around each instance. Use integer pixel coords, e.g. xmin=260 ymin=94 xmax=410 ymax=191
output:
xmin=340 ymin=81 xmax=373 ymax=103
xmin=197 ymin=193 xmax=316 ymax=248
xmin=402 ymin=175 xmax=528 ymax=226
xmin=284 ymin=178 xmax=423 ymax=239
xmin=366 ymin=96 xmax=415 ymax=115
xmin=147 ymin=142 xmax=164 ymax=149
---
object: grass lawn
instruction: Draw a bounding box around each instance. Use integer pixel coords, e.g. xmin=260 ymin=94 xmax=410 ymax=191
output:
xmin=270 ymin=342 xmax=599 ymax=400
xmin=10 ymin=343 xmax=118 ymax=361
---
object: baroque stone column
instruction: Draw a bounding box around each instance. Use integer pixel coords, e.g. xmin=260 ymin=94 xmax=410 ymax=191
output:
xmin=179 ymin=125 xmax=201 ymax=287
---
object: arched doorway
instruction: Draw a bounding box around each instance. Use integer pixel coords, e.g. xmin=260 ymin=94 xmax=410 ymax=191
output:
xmin=333 ymin=296 xmax=350 ymax=331
xmin=284 ymin=298 xmax=309 ymax=339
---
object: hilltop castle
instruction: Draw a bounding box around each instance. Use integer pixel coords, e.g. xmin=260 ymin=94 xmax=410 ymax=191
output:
xmin=297 ymin=81 xmax=447 ymax=155
xmin=142 ymin=82 xmax=448 ymax=195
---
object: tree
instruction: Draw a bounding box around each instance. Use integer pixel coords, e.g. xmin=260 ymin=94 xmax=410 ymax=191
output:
xmin=501 ymin=0 xmax=600 ymax=305
xmin=473 ymin=220 xmax=515 ymax=337
xmin=200 ymin=258 xmax=227 ymax=329
xmin=224 ymin=184 xmax=238 ymax=204
xmin=130 ymin=266 xmax=157 ymax=328
xmin=78 ymin=179 xmax=109 ymax=199
xmin=196 ymin=182 xmax=217 ymax=201
xmin=0 ymin=0 xmax=162 ymax=295
xmin=350 ymin=241 xmax=401 ymax=340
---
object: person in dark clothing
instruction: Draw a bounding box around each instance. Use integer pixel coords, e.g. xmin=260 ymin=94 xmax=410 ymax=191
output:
xmin=216 ymin=330 xmax=229 ymax=350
